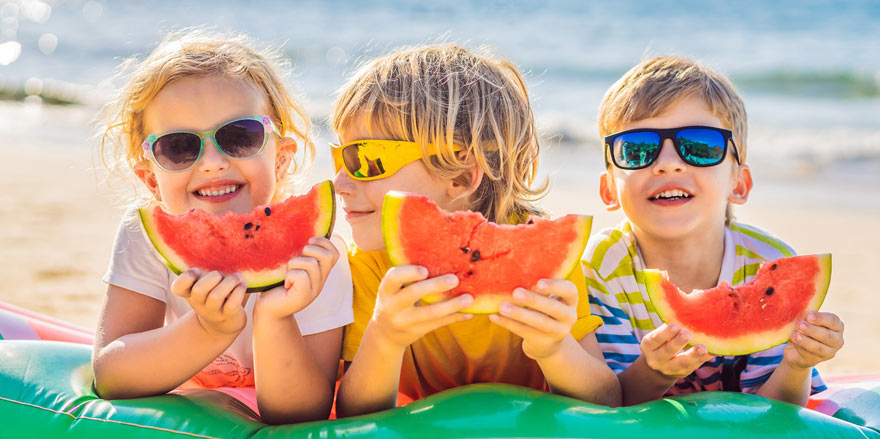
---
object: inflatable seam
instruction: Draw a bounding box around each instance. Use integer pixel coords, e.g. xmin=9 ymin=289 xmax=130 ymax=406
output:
xmin=0 ymin=395 xmax=224 ymax=439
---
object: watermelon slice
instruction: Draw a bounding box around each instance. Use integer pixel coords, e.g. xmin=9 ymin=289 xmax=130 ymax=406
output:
xmin=645 ymin=254 xmax=831 ymax=355
xmin=139 ymin=180 xmax=336 ymax=292
xmin=382 ymin=191 xmax=592 ymax=314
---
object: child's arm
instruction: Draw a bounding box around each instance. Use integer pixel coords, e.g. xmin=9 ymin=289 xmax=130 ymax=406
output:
xmin=754 ymin=311 xmax=844 ymax=405
xmin=93 ymin=271 xmax=247 ymax=399
xmin=616 ymin=323 xmax=714 ymax=405
xmin=252 ymin=238 xmax=342 ymax=424
xmin=335 ymin=266 xmax=473 ymax=418
xmin=488 ymin=279 xmax=621 ymax=406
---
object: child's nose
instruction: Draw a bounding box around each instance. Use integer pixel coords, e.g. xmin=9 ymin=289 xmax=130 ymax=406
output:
xmin=333 ymin=168 xmax=355 ymax=196
xmin=197 ymin=139 xmax=230 ymax=172
xmin=651 ymin=139 xmax=686 ymax=175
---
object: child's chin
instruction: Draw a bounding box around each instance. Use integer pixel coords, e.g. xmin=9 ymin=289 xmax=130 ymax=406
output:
xmin=351 ymin=230 xmax=386 ymax=252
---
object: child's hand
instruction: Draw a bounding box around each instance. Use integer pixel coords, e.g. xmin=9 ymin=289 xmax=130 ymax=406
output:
xmin=640 ymin=323 xmax=714 ymax=380
xmin=784 ymin=311 xmax=845 ymax=370
xmin=255 ymin=237 xmax=340 ymax=320
xmin=172 ymin=269 xmax=248 ymax=337
xmin=488 ymin=279 xmax=578 ymax=360
xmin=370 ymin=265 xmax=473 ymax=349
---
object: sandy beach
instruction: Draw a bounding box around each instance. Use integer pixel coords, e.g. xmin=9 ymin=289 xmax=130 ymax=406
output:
xmin=1 ymin=100 xmax=877 ymax=377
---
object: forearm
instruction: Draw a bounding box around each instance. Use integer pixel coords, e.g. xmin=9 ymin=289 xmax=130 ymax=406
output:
xmin=538 ymin=336 xmax=621 ymax=407
xmin=754 ymin=362 xmax=812 ymax=406
xmin=617 ymin=356 xmax=678 ymax=405
xmin=335 ymin=324 xmax=406 ymax=418
xmin=252 ymin=314 xmax=335 ymax=424
xmin=93 ymin=312 xmax=237 ymax=399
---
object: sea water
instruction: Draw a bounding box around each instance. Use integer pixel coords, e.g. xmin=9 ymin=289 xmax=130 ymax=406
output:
xmin=1 ymin=0 xmax=878 ymax=189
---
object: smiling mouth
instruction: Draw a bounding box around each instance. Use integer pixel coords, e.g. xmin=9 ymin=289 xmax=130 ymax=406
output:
xmin=194 ymin=184 xmax=242 ymax=198
xmin=649 ymin=189 xmax=693 ymax=201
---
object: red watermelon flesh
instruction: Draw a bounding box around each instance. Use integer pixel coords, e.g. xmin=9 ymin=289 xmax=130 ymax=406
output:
xmin=139 ymin=180 xmax=335 ymax=292
xmin=382 ymin=191 xmax=592 ymax=314
xmin=645 ymin=254 xmax=831 ymax=355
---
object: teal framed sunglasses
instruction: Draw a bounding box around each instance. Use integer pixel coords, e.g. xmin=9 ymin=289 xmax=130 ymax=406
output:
xmin=142 ymin=115 xmax=280 ymax=172
xmin=605 ymin=126 xmax=740 ymax=170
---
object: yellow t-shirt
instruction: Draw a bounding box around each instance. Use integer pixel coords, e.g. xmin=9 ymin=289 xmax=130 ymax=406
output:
xmin=342 ymin=245 xmax=603 ymax=399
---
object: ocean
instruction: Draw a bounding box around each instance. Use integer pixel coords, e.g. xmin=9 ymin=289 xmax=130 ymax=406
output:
xmin=1 ymin=0 xmax=878 ymax=185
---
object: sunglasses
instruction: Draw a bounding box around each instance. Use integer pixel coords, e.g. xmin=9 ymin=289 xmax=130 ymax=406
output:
xmin=142 ymin=115 xmax=280 ymax=172
xmin=330 ymin=139 xmax=462 ymax=181
xmin=605 ymin=126 xmax=740 ymax=170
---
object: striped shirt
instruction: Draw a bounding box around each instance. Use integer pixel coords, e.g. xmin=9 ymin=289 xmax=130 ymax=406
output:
xmin=585 ymin=221 xmax=826 ymax=395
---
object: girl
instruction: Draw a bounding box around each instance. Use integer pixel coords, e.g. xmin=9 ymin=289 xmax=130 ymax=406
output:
xmin=333 ymin=44 xmax=621 ymax=417
xmin=94 ymin=29 xmax=353 ymax=424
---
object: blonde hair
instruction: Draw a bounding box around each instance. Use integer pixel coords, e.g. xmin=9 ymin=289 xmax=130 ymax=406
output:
xmin=598 ymin=56 xmax=747 ymax=223
xmin=100 ymin=28 xmax=313 ymax=202
xmin=332 ymin=44 xmax=546 ymax=224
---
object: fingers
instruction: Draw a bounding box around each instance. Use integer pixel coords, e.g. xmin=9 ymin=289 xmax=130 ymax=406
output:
xmin=790 ymin=330 xmax=838 ymax=361
xmin=171 ymin=268 xmax=201 ymax=299
xmin=804 ymin=311 xmax=845 ymax=333
xmin=641 ymin=323 xmax=690 ymax=356
xmin=378 ymin=265 xmax=430 ymax=300
xmin=507 ymin=286 xmax=576 ymax=328
xmin=302 ymin=237 xmax=340 ymax=281
xmin=795 ymin=318 xmax=845 ymax=350
xmin=533 ymin=279 xmax=578 ymax=307
xmin=223 ymin=283 xmax=247 ymax=317
xmin=203 ymin=273 xmax=245 ymax=315
xmin=284 ymin=267 xmax=312 ymax=294
xmin=408 ymin=294 xmax=474 ymax=323
xmin=409 ymin=312 xmax=474 ymax=335
xmin=286 ymin=256 xmax=320 ymax=292
xmin=497 ymin=295 xmax=570 ymax=335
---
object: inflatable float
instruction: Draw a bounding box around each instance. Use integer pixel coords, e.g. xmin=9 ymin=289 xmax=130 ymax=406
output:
xmin=1 ymin=301 xmax=878 ymax=438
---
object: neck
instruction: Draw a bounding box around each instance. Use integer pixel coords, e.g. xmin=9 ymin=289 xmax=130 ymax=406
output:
xmin=632 ymin=223 xmax=726 ymax=293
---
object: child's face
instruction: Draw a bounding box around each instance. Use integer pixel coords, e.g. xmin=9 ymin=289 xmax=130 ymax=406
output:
xmin=333 ymin=118 xmax=467 ymax=251
xmin=137 ymin=75 xmax=293 ymax=215
xmin=599 ymin=95 xmax=751 ymax=240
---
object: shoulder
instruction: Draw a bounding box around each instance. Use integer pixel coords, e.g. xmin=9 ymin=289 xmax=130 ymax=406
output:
xmin=583 ymin=221 xmax=636 ymax=280
xmin=728 ymin=222 xmax=796 ymax=261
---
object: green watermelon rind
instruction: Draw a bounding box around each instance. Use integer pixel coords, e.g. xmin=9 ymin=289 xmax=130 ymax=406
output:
xmin=139 ymin=180 xmax=336 ymax=293
xmin=645 ymin=254 xmax=832 ymax=356
xmin=382 ymin=191 xmax=593 ymax=314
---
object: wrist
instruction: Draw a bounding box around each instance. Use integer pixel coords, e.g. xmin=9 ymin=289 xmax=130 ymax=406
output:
xmin=636 ymin=355 xmax=680 ymax=387
xmin=192 ymin=313 xmax=241 ymax=339
xmin=363 ymin=321 xmax=408 ymax=358
xmin=524 ymin=335 xmax=572 ymax=361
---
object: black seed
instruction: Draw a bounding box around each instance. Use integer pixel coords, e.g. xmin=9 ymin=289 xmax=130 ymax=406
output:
xmin=264 ymin=207 xmax=271 ymax=216
xmin=466 ymin=270 xmax=474 ymax=277
xmin=771 ymin=264 xmax=778 ymax=270
xmin=255 ymin=225 xmax=261 ymax=231
xmin=244 ymin=222 xmax=253 ymax=230
xmin=470 ymin=250 xmax=481 ymax=263
xmin=460 ymin=247 xmax=470 ymax=254
xmin=765 ymin=287 xmax=775 ymax=296
xmin=527 ymin=218 xmax=535 ymax=225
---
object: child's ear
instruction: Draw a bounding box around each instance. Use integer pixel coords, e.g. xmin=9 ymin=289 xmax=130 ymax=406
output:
xmin=729 ymin=164 xmax=753 ymax=205
xmin=447 ymin=158 xmax=484 ymax=201
xmin=134 ymin=162 xmax=162 ymax=201
xmin=274 ymin=137 xmax=298 ymax=181
xmin=599 ymin=171 xmax=620 ymax=211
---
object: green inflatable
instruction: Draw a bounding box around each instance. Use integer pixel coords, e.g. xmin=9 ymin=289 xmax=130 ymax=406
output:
xmin=0 ymin=340 xmax=878 ymax=438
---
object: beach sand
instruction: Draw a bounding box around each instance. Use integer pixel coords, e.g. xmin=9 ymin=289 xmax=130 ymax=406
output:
xmin=1 ymin=101 xmax=877 ymax=376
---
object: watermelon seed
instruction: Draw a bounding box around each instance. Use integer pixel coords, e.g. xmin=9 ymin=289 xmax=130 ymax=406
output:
xmin=244 ymin=222 xmax=253 ymax=230
xmin=255 ymin=225 xmax=261 ymax=231
xmin=264 ymin=207 xmax=271 ymax=216
xmin=470 ymin=250 xmax=481 ymax=262
xmin=765 ymin=287 xmax=774 ymax=296
xmin=460 ymin=247 xmax=470 ymax=254
xmin=527 ymin=218 xmax=535 ymax=225
xmin=771 ymin=264 xmax=778 ymax=270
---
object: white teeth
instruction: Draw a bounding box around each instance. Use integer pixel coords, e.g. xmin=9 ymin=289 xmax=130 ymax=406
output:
xmin=197 ymin=185 xmax=238 ymax=197
xmin=654 ymin=190 xmax=690 ymax=199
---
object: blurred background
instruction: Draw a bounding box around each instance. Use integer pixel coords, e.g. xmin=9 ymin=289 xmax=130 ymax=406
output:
xmin=0 ymin=0 xmax=878 ymax=373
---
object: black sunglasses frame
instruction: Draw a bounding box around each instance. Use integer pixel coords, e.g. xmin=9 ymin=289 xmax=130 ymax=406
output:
xmin=604 ymin=125 xmax=741 ymax=170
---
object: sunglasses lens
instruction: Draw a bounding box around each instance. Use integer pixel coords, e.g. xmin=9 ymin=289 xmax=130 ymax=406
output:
xmin=342 ymin=143 xmax=387 ymax=178
xmin=153 ymin=133 xmax=202 ymax=171
xmin=613 ymin=132 xmax=661 ymax=169
xmin=215 ymin=119 xmax=266 ymax=158
xmin=676 ymin=128 xmax=726 ymax=166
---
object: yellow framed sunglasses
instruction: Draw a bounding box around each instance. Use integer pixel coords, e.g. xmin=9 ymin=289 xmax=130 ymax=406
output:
xmin=330 ymin=139 xmax=463 ymax=181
